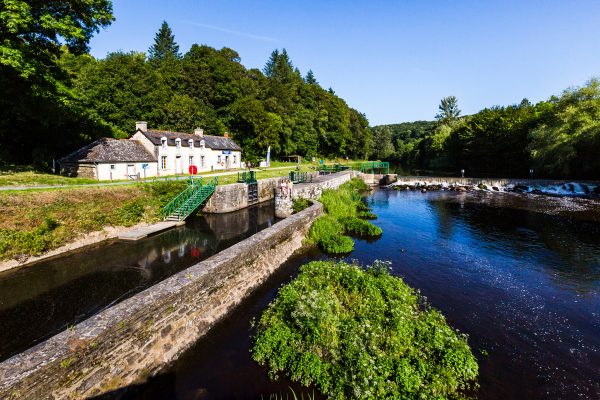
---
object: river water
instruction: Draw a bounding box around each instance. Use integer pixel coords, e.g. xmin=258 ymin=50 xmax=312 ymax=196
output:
xmin=0 ymin=201 xmax=278 ymax=362
xmin=124 ymin=189 xmax=600 ymax=399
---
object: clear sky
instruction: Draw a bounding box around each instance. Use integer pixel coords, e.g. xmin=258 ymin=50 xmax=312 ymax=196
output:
xmin=89 ymin=0 xmax=600 ymax=126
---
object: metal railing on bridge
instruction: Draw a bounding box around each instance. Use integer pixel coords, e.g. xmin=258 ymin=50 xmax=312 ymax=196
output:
xmin=359 ymin=161 xmax=389 ymax=174
xmin=289 ymin=171 xmax=313 ymax=184
xmin=237 ymin=170 xmax=257 ymax=183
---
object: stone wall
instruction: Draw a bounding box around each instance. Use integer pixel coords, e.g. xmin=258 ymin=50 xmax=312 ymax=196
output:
xmin=0 ymin=202 xmax=323 ymax=399
xmin=203 ymin=176 xmax=288 ymax=213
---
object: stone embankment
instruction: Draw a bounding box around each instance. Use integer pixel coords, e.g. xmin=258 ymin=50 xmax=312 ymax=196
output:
xmin=0 ymin=201 xmax=323 ymax=399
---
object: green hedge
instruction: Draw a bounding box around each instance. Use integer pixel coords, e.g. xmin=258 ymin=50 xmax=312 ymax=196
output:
xmin=252 ymin=260 xmax=479 ymax=400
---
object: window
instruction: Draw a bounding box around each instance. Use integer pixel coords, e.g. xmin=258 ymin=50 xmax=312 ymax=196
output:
xmin=200 ymin=140 xmax=205 ymax=149
xmin=161 ymin=156 xmax=167 ymax=170
xmin=175 ymin=138 xmax=181 ymax=149
xmin=161 ymin=137 xmax=167 ymax=149
xmin=110 ymin=164 xmax=115 ymax=170
xmin=189 ymin=156 xmax=194 ymax=166
xmin=188 ymin=139 xmax=194 ymax=149
xmin=217 ymin=155 xmax=221 ymax=164
xmin=200 ymin=155 xmax=205 ymax=167
xmin=233 ymin=155 xmax=236 ymax=164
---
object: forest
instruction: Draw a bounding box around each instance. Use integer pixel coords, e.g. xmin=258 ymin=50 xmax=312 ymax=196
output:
xmin=0 ymin=3 xmax=372 ymax=167
xmin=372 ymin=82 xmax=600 ymax=179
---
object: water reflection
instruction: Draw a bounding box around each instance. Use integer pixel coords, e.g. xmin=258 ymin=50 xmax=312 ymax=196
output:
xmin=0 ymin=201 xmax=278 ymax=362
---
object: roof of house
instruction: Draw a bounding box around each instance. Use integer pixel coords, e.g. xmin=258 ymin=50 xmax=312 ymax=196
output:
xmin=59 ymin=138 xmax=157 ymax=164
xmin=140 ymin=129 xmax=242 ymax=151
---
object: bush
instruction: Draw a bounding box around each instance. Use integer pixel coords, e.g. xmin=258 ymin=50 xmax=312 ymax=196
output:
xmin=338 ymin=216 xmax=382 ymax=237
xmin=292 ymin=198 xmax=311 ymax=214
xmin=252 ymin=261 xmax=479 ymax=400
xmin=357 ymin=211 xmax=377 ymax=220
xmin=308 ymin=178 xmax=382 ymax=254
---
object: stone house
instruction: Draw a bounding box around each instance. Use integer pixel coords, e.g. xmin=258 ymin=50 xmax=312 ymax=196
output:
xmin=59 ymin=122 xmax=243 ymax=180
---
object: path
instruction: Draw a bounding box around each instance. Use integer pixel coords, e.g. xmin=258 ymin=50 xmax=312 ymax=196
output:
xmin=0 ymin=166 xmax=297 ymax=192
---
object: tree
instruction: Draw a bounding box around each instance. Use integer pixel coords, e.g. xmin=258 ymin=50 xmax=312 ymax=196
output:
xmin=305 ymin=70 xmax=318 ymax=85
xmin=262 ymin=49 xmax=279 ymax=78
xmin=0 ymin=0 xmax=114 ymax=83
xmin=435 ymin=96 xmax=461 ymax=122
xmin=148 ymin=21 xmax=181 ymax=62
xmin=0 ymin=0 xmax=114 ymax=164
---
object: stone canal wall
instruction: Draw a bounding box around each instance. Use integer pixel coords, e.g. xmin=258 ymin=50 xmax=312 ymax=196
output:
xmin=203 ymin=176 xmax=287 ymax=213
xmin=0 ymin=202 xmax=323 ymax=399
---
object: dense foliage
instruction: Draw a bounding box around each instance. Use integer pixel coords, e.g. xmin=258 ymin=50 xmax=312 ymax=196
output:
xmin=308 ymin=178 xmax=380 ymax=254
xmin=373 ymin=80 xmax=600 ymax=179
xmin=1 ymin=7 xmax=373 ymax=165
xmin=252 ymin=260 xmax=479 ymax=400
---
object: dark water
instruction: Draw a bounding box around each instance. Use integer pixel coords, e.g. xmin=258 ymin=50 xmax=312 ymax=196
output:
xmin=0 ymin=201 xmax=278 ymax=362
xmin=122 ymin=189 xmax=600 ymax=400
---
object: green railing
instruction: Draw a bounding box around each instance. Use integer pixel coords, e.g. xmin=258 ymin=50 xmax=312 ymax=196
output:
xmin=359 ymin=161 xmax=389 ymax=174
xmin=163 ymin=177 xmax=218 ymax=221
xmin=318 ymin=164 xmax=350 ymax=173
xmin=289 ymin=171 xmax=313 ymax=183
xmin=237 ymin=170 xmax=257 ymax=183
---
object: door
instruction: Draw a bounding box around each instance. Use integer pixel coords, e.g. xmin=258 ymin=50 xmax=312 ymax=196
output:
xmin=176 ymin=156 xmax=182 ymax=174
xmin=225 ymin=155 xmax=230 ymax=169
xmin=127 ymin=164 xmax=135 ymax=176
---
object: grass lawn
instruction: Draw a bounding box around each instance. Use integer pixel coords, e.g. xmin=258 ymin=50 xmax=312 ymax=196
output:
xmin=0 ymin=169 xmax=98 ymax=186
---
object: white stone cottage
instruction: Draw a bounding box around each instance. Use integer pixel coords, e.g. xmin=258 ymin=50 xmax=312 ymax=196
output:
xmin=59 ymin=122 xmax=243 ymax=180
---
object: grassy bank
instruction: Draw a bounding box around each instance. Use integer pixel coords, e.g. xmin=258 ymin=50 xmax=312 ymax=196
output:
xmin=307 ymin=178 xmax=381 ymax=254
xmin=252 ymin=260 xmax=479 ymax=400
xmin=0 ymin=181 xmax=186 ymax=261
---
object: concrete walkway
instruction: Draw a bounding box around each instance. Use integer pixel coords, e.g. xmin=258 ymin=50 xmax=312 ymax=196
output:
xmin=118 ymin=220 xmax=185 ymax=241
xmin=0 ymin=166 xmax=297 ymax=192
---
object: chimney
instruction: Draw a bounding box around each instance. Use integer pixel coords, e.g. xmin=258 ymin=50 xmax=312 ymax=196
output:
xmin=136 ymin=121 xmax=148 ymax=133
xmin=194 ymin=128 xmax=204 ymax=137
xmin=224 ymin=132 xmax=229 ymax=138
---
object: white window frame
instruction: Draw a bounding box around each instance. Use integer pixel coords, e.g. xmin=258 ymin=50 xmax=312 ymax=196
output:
xmin=161 ymin=156 xmax=167 ymax=170
xmin=200 ymin=140 xmax=205 ymax=150
xmin=200 ymin=155 xmax=205 ymax=167
xmin=110 ymin=164 xmax=116 ymax=170
xmin=161 ymin=137 xmax=167 ymax=149
xmin=217 ymin=155 xmax=221 ymax=164
xmin=175 ymin=138 xmax=181 ymax=149
xmin=189 ymin=156 xmax=194 ymax=166
xmin=188 ymin=139 xmax=194 ymax=149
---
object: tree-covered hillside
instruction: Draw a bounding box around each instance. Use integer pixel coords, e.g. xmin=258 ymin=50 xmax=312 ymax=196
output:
xmin=1 ymin=13 xmax=373 ymax=166
xmin=373 ymin=80 xmax=600 ymax=179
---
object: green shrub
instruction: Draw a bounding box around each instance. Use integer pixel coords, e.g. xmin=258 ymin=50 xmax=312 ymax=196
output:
xmin=292 ymin=198 xmax=311 ymax=214
xmin=252 ymin=261 xmax=479 ymax=400
xmin=308 ymin=178 xmax=382 ymax=254
xmin=338 ymin=216 xmax=382 ymax=237
xmin=357 ymin=211 xmax=377 ymax=220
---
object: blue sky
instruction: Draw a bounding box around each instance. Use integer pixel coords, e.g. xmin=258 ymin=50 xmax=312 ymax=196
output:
xmin=89 ymin=0 xmax=600 ymax=126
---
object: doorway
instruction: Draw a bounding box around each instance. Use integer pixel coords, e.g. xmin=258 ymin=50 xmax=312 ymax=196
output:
xmin=176 ymin=156 xmax=182 ymax=174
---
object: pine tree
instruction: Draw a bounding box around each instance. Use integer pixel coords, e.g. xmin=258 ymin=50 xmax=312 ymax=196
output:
xmin=435 ymin=96 xmax=461 ymax=122
xmin=263 ymin=49 xmax=279 ymax=77
xmin=305 ymin=70 xmax=318 ymax=85
xmin=148 ymin=21 xmax=180 ymax=62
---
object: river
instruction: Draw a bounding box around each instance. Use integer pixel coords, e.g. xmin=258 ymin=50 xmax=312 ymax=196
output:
xmin=124 ymin=189 xmax=600 ymax=399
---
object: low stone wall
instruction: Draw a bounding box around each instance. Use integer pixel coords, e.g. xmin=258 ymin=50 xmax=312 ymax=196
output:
xmin=0 ymin=202 xmax=323 ymax=399
xmin=203 ymin=176 xmax=287 ymax=213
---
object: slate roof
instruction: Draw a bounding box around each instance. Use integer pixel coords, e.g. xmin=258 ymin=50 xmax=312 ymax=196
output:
xmin=59 ymin=138 xmax=157 ymax=163
xmin=141 ymin=129 xmax=242 ymax=151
